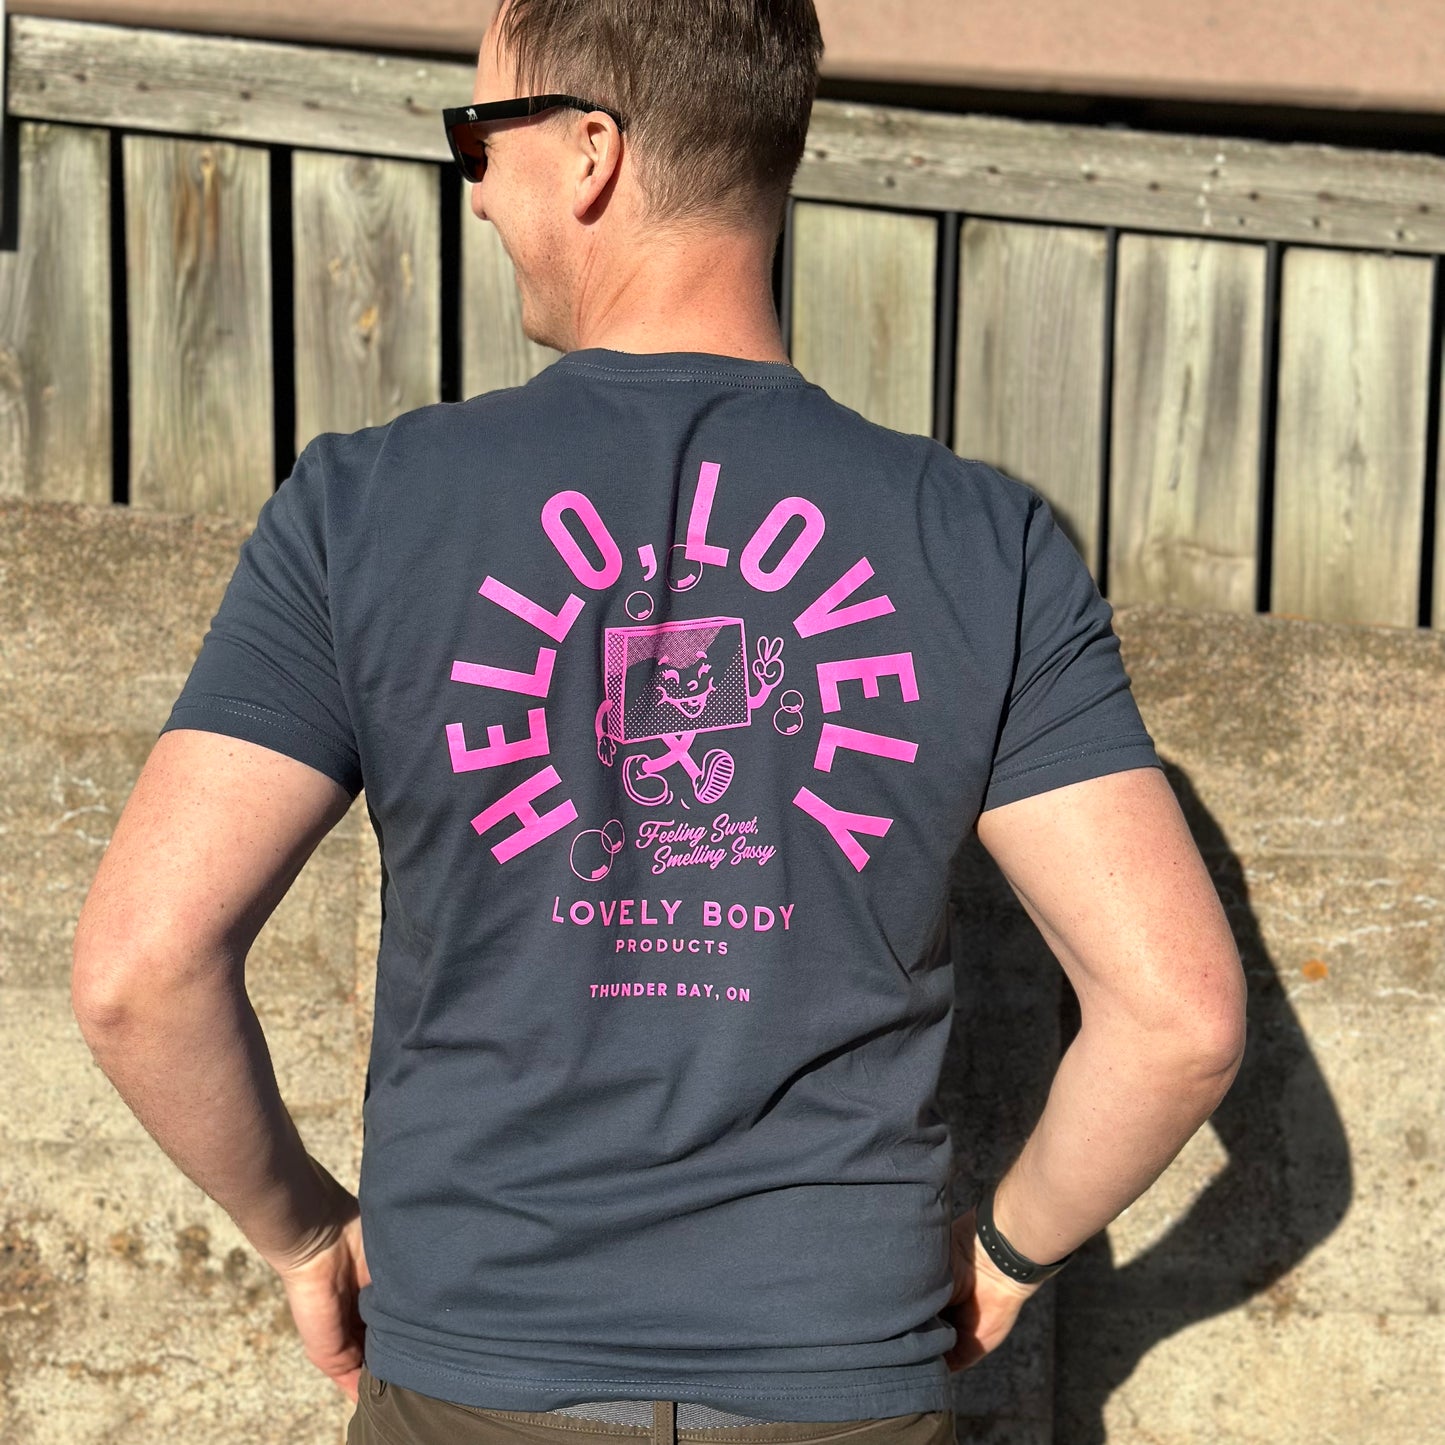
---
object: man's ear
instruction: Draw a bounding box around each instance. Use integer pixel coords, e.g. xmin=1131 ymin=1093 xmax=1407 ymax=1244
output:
xmin=571 ymin=116 xmax=624 ymax=220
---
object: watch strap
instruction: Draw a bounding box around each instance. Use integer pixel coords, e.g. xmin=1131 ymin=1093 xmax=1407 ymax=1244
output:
xmin=975 ymin=1183 xmax=1075 ymax=1285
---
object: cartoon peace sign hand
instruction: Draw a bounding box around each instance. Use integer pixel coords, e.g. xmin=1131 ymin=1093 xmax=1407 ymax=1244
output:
xmin=752 ymin=636 xmax=785 ymax=691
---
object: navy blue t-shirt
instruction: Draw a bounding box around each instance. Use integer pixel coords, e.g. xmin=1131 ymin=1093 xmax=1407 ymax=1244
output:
xmin=160 ymin=348 xmax=1161 ymax=1421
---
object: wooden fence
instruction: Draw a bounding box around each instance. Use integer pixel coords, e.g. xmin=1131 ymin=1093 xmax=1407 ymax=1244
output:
xmin=3 ymin=10 xmax=1444 ymax=628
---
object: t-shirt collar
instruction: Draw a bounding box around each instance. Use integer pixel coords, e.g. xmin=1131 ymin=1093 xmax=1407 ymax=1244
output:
xmin=552 ymin=347 xmax=807 ymax=385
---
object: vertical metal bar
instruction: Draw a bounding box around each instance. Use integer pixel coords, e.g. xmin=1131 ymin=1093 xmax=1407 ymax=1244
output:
xmin=1096 ymin=225 xmax=1119 ymax=594
xmin=109 ymin=127 xmax=130 ymax=507
xmin=932 ymin=211 xmax=961 ymax=449
xmin=270 ymin=145 xmax=295 ymax=488
xmin=1256 ymin=239 xmax=1283 ymax=615
xmin=439 ymin=165 xmax=463 ymax=405
xmin=1419 ymin=255 xmax=1443 ymax=627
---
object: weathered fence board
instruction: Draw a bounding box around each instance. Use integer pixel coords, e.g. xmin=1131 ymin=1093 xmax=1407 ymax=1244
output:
xmin=8 ymin=15 xmax=1445 ymax=633
xmin=8 ymin=16 xmax=470 ymax=165
xmin=293 ymin=151 xmax=441 ymax=449
xmin=13 ymin=16 xmax=1445 ymax=254
xmin=796 ymin=104 xmax=1445 ymax=256
xmin=954 ymin=219 xmax=1108 ymax=570
xmin=460 ymin=195 xmax=558 ymax=399
xmin=0 ymin=122 xmax=111 ymax=505
xmin=789 ymin=201 xmax=936 ymax=435
xmin=124 ymin=134 xmax=274 ymax=516
xmin=1272 ymin=248 xmax=1434 ymax=627
xmin=1108 ymin=235 xmax=1266 ymax=612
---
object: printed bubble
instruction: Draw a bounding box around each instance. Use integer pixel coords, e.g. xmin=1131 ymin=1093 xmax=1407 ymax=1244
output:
xmin=570 ymin=824 xmax=624 ymax=882
xmin=773 ymin=688 xmax=806 ymax=736
xmin=666 ymin=543 xmax=703 ymax=593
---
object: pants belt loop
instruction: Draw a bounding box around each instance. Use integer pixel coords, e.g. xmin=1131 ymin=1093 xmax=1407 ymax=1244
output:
xmin=652 ymin=1399 xmax=676 ymax=1445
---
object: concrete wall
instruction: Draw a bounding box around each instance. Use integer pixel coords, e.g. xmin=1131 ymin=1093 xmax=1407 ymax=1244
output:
xmin=13 ymin=0 xmax=1445 ymax=115
xmin=2 ymin=495 xmax=1440 ymax=1442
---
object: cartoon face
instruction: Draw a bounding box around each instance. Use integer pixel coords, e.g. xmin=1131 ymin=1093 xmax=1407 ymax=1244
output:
xmin=607 ymin=618 xmax=750 ymax=743
xmin=652 ymin=649 xmax=715 ymax=721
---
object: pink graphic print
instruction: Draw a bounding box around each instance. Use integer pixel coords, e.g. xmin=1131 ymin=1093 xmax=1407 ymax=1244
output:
xmin=594 ymin=618 xmax=787 ymax=808
xmin=570 ymin=819 xmax=626 ymax=881
xmin=449 ymin=463 xmax=920 ymax=874
xmin=773 ymin=688 xmax=806 ymax=736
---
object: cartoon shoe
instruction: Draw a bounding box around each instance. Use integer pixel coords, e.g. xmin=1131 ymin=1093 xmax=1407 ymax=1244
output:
xmin=693 ymin=748 xmax=735 ymax=804
xmin=622 ymin=753 xmax=673 ymax=807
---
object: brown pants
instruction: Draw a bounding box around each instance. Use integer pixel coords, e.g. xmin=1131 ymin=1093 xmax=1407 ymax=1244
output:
xmin=346 ymin=1366 xmax=956 ymax=1445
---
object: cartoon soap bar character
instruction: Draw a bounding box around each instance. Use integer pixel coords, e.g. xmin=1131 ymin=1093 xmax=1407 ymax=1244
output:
xmin=594 ymin=617 xmax=785 ymax=807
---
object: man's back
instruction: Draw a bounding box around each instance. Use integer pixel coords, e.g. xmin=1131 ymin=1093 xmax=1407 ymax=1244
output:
xmin=158 ymin=346 xmax=1160 ymax=1420
xmin=70 ymin=3 xmax=1244 ymax=1432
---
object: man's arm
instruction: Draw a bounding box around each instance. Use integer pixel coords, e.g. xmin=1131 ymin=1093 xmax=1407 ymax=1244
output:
xmin=70 ymin=728 xmax=370 ymax=1399
xmin=946 ymin=765 xmax=1247 ymax=1369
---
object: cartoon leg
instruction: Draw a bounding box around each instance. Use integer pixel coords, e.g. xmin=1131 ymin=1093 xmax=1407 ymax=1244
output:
xmin=621 ymin=752 xmax=672 ymax=806
xmin=619 ymin=731 xmax=698 ymax=807
xmin=640 ymin=732 xmax=699 ymax=776
xmin=665 ymin=733 xmax=735 ymax=805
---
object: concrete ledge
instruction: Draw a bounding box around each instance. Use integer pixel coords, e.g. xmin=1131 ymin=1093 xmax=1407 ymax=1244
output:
xmin=2 ymin=498 xmax=1440 ymax=1442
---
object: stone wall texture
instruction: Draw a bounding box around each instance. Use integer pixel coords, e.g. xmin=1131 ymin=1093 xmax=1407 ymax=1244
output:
xmin=2 ymin=495 xmax=1440 ymax=1443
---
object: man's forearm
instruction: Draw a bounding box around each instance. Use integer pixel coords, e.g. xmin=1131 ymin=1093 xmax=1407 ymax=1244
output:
xmin=73 ymin=960 xmax=334 ymax=1268
xmin=987 ymin=1015 xmax=1244 ymax=1266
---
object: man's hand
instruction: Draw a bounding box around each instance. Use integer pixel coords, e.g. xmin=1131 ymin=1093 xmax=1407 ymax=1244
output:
xmin=268 ymin=1157 xmax=372 ymax=1405
xmin=942 ymin=1206 xmax=1040 ymax=1372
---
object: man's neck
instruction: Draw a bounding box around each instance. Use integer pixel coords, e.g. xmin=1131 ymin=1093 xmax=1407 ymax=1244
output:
xmin=564 ymin=227 xmax=790 ymax=365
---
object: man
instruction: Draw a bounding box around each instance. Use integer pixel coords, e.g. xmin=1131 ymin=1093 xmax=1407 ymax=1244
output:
xmin=71 ymin=2 xmax=1247 ymax=1442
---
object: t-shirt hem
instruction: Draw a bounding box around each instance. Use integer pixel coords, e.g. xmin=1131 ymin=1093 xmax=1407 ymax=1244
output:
xmin=160 ymin=698 xmax=363 ymax=796
xmin=363 ymin=1333 xmax=952 ymax=1424
xmin=982 ymin=735 xmax=1162 ymax=812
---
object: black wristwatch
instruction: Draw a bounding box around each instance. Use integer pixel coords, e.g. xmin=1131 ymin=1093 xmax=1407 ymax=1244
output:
xmin=974 ymin=1182 xmax=1075 ymax=1285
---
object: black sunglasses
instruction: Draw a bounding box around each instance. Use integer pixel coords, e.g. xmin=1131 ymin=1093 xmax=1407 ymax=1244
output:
xmin=442 ymin=95 xmax=628 ymax=183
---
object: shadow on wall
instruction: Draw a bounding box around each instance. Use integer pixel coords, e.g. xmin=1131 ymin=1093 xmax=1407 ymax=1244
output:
xmin=943 ymin=758 xmax=1353 ymax=1445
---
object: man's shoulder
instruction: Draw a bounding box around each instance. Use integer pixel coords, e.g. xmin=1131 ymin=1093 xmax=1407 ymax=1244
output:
xmin=816 ymin=386 xmax=1033 ymax=485
xmin=294 ymin=382 xmax=547 ymax=505
xmin=854 ymin=412 xmax=1042 ymax=530
xmin=738 ymin=377 xmax=1043 ymax=527
xmin=309 ymin=384 xmax=536 ymax=459
xmin=292 ymin=372 xmax=1041 ymax=544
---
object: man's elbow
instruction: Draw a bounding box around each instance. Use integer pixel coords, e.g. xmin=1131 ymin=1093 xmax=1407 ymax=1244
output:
xmin=1186 ymin=1012 xmax=1247 ymax=1105
xmin=1086 ymin=942 xmax=1248 ymax=1102
xmin=71 ymin=900 xmax=215 ymax=1036
xmin=71 ymin=919 xmax=149 ymax=1036
xmin=1168 ymin=949 xmax=1249 ymax=1101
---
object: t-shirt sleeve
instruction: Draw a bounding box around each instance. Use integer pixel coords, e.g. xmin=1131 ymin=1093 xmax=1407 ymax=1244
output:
xmin=158 ymin=439 xmax=364 ymax=796
xmin=981 ymin=490 xmax=1161 ymax=813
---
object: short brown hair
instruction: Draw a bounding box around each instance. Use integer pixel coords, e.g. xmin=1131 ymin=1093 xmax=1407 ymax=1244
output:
xmin=495 ymin=0 xmax=824 ymax=231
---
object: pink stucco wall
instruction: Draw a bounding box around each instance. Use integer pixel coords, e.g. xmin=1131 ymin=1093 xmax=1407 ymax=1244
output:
xmin=11 ymin=0 xmax=1445 ymax=114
